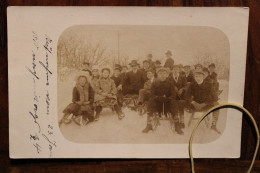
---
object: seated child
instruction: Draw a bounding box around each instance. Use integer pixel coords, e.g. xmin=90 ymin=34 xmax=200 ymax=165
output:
xmin=61 ymin=75 xmax=94 ymax=126
xmin=137 ymin=68 xmax=155 ymax=105
xmin=168 ymin=64 xmax=187 ymax=129
xmin=186 ymin=69 xmax=220 ymax=133
xmin=142 ymin=67 xmax=183 ymax=135
xmin=94 ymin=67 xmax=125 ymax=121
xmin=111 ymin=64 xmax=124 ymax=107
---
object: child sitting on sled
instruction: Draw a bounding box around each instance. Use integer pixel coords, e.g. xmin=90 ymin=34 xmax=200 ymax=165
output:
xmin=60 ymin=75 xmax=95 ymax=126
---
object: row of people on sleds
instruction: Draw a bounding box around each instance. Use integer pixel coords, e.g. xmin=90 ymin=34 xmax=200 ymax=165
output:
xmin=60 ymin=51 xmax=222 ymax=135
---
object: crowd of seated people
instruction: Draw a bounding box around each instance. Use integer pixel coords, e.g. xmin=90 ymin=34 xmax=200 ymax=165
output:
xmin=60 ymin=50 xmax=222 ymax=135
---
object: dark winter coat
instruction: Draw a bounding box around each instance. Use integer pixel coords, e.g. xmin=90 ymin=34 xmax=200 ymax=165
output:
xmin=168 ymin=73 xmax=187 ymax=90
xmin=188 ymin=81 xmax=218 ymax=104
xmin=111 ymin=75 xmax=123 ymax=87
xmin=186 ymin=72 xmax=195 ymax=83
xmin=209 ymin=72 xmax=218 ymax=82
xmin=63 ymin=83 xmax=94 ymax=116
xmin=150 ymin=79 xmax=177 ymax=100
xmin=122 ymin=70 xmax=145 ymax=94
xmin=139 ymin=68 xmax=149 ymax=82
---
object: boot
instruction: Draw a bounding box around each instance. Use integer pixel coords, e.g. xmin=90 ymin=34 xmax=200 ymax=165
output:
xmin=175 ymin=122 xmax=184 ymax=135
xmin=180 ymin=122 xmax=185 ymax=129
xmin=94 ymin=106 xmax=102 ymax=121
xmin=142 ymin=124 xmax=153 ymax=133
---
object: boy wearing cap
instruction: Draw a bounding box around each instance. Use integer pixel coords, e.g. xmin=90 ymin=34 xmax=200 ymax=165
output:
xmin=137 ymin=68 xmax=155 ymax=105
xmin=194 ymin=63 xmax=203 ymax=71
xmin=187 ymin=69 xmax=220 ymax=133
xmin=146 ymin=54 xmax=155 ymax=70
xmin=155 ymin=60 xmax=162 ymax=69
xmin=142 ymin=67 xmax=183 ymax=134
xmin=122 ymin=60 xmax=145 ymax=95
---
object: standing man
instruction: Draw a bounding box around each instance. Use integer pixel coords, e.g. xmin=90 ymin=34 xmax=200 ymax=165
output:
xmin=146 ymin=54 xmax=155 ymax=70
xmin=208 ymin=63 xmax=217 ymax=82
xmin=122 ymin=60 xmax=145 ymax=95
xmin=142 ymin=67 xmax=183 ymax=134
xmin=164 ymin=50 xmax=174 ymax=70
xmin=208 ymin=63 xmax=222 ymax=96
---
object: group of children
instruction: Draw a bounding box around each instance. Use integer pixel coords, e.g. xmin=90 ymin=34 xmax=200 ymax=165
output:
xmin=61 ymin=50 xmax=222 ymax=135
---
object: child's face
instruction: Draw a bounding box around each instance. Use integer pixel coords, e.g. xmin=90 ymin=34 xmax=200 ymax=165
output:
xmin=102 ymin=70 xmax=110 ymax=78
xmin=172 ymin=67 xmax=180 ymax=75
xmin=158 ymin=71 xmax=168 ymax=81
xmin=92 ymin=69 xmax=99 ymax=77
xmin=147 ymin=71 xmax=154 ymax=80
xmin=143 ymin=62 xmax=149 ymax=69
xmin=194 ymin=73 xmax=204 ymax=84
xmin=114 ymin=69 xmax=121 ymax=76
xmin=78 ymin=77 xmax=87 ymax=86
xmin=195 ymin=66 xmax=202 ymax=71
xmin=204 ymin=71 xmax=209 ymax=77
xmin=184 ymin=67 xmax=191 ymax=74
xmin=132 ymin=65 xmax=138 ymax=71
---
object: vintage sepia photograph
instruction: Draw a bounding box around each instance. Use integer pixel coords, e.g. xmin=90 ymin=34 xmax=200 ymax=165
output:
xmin=8 ymin=7 xmax=249 ymax=158
xmin=57 ymin=25 xmax=230 ymax=144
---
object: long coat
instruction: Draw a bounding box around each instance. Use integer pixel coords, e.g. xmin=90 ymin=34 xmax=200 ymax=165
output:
xmin=122 ymin=70 xmax=145 ymax=95
xmin=139 ymin=68 xmax=149 ymax=82
xmin=187 ymin=81 xmax=217 ymax=104
xmin=148 ymin=79 xmax=178 ymax=114
xmin=94 ymin=77 xmax=117 ymax=102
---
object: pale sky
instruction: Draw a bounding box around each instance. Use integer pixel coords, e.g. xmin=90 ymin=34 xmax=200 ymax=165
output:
xmin=61 ymin=25 xmax=230 ymax=66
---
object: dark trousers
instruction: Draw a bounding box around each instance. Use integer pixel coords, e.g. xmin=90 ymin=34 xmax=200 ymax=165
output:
xmin=122 ymin=87 xmax=140 ymax=95
xmin=138 ymin=89 xmax=151 ymax=104
xmin=186 ymin=101 xmax=219 ymax=125
xmin=117 ymin=91 xmax=123 ymax=107
xmin=146 ymin=98 xmax=178 ymax=125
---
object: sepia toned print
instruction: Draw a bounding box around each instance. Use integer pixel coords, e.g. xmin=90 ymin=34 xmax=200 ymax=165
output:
xmin=57 ymin=25 xmax=229 ymax=144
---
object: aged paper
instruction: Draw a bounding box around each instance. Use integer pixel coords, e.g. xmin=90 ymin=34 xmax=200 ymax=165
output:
xmin=8 ymin=7 xmax=249 ymax=158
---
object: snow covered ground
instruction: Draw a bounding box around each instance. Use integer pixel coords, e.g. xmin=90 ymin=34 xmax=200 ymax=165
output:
xmin=58 ymin=69 xmax=229 ymax=144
